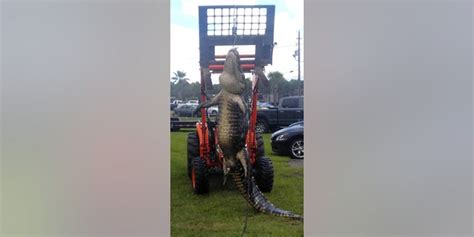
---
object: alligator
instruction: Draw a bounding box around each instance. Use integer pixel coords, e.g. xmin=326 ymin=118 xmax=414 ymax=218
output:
xmin=196 ymin=49 xmax=303 ymax=221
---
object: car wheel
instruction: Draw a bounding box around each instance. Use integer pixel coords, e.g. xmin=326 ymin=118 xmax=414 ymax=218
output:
xmin=256 ymin=119 xmax=269 ymax=133
xmin=191 ymin=156 xmax=209 ymax=194
xmin=289 ymin=137 xmax=304 ymax=159
xmin=187 ymin=132 xmax=199 ymax=179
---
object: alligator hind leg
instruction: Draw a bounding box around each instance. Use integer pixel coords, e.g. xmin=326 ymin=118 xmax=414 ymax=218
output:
xmin=236 ymin=149 xmax=248 ymax=177
xmin=222 ymin=156 xmax=232 ymax=186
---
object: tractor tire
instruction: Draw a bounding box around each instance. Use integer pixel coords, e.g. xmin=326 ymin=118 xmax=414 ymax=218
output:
xmin=187 ymin=132 xmax=199 ymax=179
xmin=256 ymin=133 xmax=265 ymax=157
xmin=254 ymin=156 xmax=274 ymax=193
xmin=191 ymin=156 xmax=209 ymax=194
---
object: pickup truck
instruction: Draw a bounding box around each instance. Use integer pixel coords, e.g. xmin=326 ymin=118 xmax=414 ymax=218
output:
xmin=256 ymin=96 xmax=304 ymax=133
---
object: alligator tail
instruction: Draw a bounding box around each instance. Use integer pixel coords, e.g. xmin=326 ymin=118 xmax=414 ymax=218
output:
xmin=231 ymin=163 xmax=304 ymax=222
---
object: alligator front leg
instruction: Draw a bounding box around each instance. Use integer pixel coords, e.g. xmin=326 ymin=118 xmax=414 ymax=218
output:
xmin=195 ymin=90 xmax=222 ymax=112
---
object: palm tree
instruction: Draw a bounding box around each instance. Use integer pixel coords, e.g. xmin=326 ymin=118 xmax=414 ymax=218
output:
xmin=171 ymin=70 xmax=190 ymax=84
xmin=267 ymin=71 xmax=294 ymax=103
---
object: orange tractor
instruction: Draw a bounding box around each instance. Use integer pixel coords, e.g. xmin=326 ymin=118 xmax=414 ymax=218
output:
xmin=187 ymin=5 xmax=276 ymax=194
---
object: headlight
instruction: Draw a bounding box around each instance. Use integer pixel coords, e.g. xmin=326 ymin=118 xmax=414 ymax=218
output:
xmin=276 ymin=134 xmax=289 ymax=141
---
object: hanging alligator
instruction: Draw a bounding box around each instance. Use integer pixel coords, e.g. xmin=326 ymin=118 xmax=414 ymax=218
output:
xmin=196 ymin=48 xmax=303 ymax=221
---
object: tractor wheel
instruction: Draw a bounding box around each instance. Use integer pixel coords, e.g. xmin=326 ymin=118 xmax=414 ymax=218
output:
xmin=191 ymin=156 xmax=209 ymax=194
xmin=254 ymin=156 xmax=274 ymax=193
xmin=256 ymin=119 xmax=269 ymax=134
xmin=256 ymin=133 xmax=265 ymax=157
xmin=187 ymin=132 xmax=199 ymax=179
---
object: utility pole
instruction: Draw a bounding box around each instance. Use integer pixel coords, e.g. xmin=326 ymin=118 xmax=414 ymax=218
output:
xmin=297 ymin=30 xmax=302 ymax=96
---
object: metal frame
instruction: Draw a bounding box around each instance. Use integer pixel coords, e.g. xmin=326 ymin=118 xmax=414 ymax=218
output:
xmin=191 ymin=5 xmax=276 ymax=193
xmin=198 ymin=5 xmax=276 ymax=71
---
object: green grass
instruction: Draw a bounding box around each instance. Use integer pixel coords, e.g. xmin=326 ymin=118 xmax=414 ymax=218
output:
xmin=171 ymin=129 xmax=304 ymax=237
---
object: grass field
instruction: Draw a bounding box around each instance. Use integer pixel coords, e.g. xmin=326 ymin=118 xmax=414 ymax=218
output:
xmin=170 ymin=129 xmax=304 ymax=237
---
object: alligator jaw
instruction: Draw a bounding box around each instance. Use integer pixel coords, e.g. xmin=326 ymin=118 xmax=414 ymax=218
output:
xmin=231 ymin=161 xmax=304 ymax=222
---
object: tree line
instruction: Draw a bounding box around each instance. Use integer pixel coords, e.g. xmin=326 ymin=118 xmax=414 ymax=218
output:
xmin=170 ymin=71 xmax=303 ymax=104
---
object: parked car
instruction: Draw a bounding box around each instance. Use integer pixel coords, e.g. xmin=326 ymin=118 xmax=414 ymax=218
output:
xmin=270 ymin=121 xmax=304 ymax=159
xmin=171 ymin=100 xmax=184 ymax=109
xmin=256 ymin=96 xmax=304 ymax=133
xmin=174 ymin=104 xmax=198 ymax=117
xmin=207 ymin=106 xmax=218 ymax=116
xmin=257 ymin=101 xmax=276 ymax=109
xmin=186 ymin=100 xmax=199 ymax=106
xmin=171 ymin=99 xmax=183 ymax=105
xmin=171 ymin=103 xmax=177 ymax=110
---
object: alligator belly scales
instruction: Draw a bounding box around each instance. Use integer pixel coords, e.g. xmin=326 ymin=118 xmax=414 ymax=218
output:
xmin=197 ymin=48 xmax=303 ymax=221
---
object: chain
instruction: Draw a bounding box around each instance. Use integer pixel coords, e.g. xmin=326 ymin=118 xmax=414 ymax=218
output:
xmin=232 ymin=5 xmax=238 ymax=48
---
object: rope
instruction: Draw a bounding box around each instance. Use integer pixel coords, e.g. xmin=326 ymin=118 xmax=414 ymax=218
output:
xmin=231 ymin=5 xmax=248 ymax=236
xmin=241 ymin=203 xmax=249 ymax=237
xmin=241 ymin=148 xmax=252 ymax=237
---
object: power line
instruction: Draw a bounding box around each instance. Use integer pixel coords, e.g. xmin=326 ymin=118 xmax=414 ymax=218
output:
xmin=274 ymin=43 xmax=304 ymax=48
xmin=297 ymin=30 xmax=302 ymax=96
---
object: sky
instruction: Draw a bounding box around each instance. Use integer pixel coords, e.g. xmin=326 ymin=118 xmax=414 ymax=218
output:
xmin=171 ymin=0 xmax=304 ymax=83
